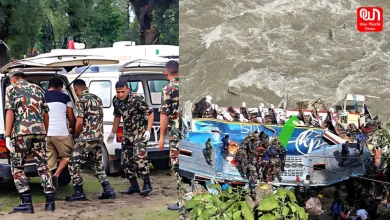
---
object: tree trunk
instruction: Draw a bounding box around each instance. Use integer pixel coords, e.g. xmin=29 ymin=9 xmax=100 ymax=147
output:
xmin=130 ymin=0 xmax=159 ymax=45
xmin=124 ymin=2 xmax=131 ymax=40
xmin=0 ymin=42 xmax=7 ymax=68
xmin=0 ymin=3 xmax=12 ymax=67
xmin=0 ymin=31 xmax=8 ymax=67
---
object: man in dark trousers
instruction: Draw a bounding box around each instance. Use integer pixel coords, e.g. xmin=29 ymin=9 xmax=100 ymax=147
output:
xmin=222 ymin=135 xmax=230 ymax=160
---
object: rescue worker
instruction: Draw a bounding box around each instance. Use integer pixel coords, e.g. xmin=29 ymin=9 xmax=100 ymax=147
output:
xmin=5 ymin=71 xmax=56 ymax=213
xmin=205 ymin=138 xmax=213 ymax=164
xmin=65 ymin=79 xmax=116 ymax=201
xmin=278 ymin=143 xmax=287 ymax=172
xmin=108 ymin=81 xmax=154 ymax=196
xmin=268 ymin=139 xmax=282 ymax=182
xmin=222 ymin=135 xmax=230 ymax=160
xmin=157 ymin=61 xmax=183 ymax=214
xmin=235 ymin=142 xmax=249 ymax=177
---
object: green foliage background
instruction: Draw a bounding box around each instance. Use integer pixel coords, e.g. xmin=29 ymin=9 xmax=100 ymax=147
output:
xmin=0 ymin=0 xmax=178 ymax=61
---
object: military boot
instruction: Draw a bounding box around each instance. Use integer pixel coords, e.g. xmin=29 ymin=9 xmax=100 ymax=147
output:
xmin=45 ymin=193 xmax=55 ymax=211
xmin=98 ymin=181 xmax=116 ymax=199
xmin=120 ymin=177 xmax=140 ymax=195
xmin=65 ymin=185 xmax=86 ymax=201
xmin=140 ymin=175 xmax=153 ymax=196
xmin=13 ymin=192 xmax=34 ymax=213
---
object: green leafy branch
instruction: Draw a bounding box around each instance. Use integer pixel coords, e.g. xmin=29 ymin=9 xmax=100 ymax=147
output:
xmin=186 ymin=182 xmax=254 ymax=220
xmin=257 ymin=188 xmax=308 ymax=220
xmin=185 ymin=183 xmax=308 ymax=220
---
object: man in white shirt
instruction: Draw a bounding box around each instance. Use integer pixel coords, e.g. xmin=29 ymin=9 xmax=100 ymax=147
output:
xmin=45 ymin=77 xmax=75 ymax=188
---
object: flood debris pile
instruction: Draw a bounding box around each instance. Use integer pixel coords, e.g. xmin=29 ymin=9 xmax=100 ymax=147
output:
xmin=234 ymin=132 xmax=286 ymax=185
xmin=192 ymin=96 xmax=328 ymax=126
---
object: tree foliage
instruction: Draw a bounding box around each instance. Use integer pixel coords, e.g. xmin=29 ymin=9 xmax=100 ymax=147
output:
xmin=186 ymin=183 xmax=255 ymax=220
xmin=257 ymin=188 xmax=308 ymax=220
xmin=0 ymin=0 xmax=178 ymax=66
xmin=152 ymin=0 xmax=178 ymax=45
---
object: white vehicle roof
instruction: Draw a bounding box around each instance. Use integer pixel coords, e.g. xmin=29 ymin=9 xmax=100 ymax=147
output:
xmin=47 ymin=43 xmax=179 ymax=62
xmin=1 ymin=55 xmax=119 ymax=73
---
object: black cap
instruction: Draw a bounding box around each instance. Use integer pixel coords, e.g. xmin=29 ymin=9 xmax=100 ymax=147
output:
xmin=115 ymin=80 xmax=128 ymax=89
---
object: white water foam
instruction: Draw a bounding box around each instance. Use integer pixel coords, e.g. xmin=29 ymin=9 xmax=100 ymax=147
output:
xmin=181 ymin=0 xmax=390 ymax=119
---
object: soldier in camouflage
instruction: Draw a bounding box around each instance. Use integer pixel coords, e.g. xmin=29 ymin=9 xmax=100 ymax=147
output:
xmin=236 ymin=140 xmax=249 ymax=178
xmin=247 ymin=135 xmax=258 ymax=180
xmin=269 ymin=138 xmax=283 ymax=182
xmin=65 ymin=79 xmax=116 ymax=201
xmin=157 ymin=61 xmax=183 ymax=215
xmin=108 ymin=80 xmax=154 ymax=196
xmin=205 ymin=138 xmax=213 ymax=164
xmin=5 ymin=71 xmax=55 ymax=213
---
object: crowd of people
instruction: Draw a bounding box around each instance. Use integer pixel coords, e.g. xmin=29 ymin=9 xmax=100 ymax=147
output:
xmin=234 ymin=131 xmax=287 ymax=185
xmin=4 ymin=60 xmax=183 ymax=215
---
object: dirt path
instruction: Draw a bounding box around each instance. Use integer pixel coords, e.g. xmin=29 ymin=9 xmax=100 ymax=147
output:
xmin=0 ymin=170 xmax=178 ymax=220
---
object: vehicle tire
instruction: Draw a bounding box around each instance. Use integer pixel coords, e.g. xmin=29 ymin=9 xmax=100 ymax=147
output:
xmin=102 ymin=145 xmax=110 ymax=175
xmin=58 ymin=165 xmax=71 ymax=187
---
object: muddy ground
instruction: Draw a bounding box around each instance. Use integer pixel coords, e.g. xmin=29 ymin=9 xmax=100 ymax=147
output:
xmin=0 ymin=170 xmax=178 ymax=220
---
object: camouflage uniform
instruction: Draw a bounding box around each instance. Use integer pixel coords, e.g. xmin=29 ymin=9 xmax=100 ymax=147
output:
xmin=5 ymin=79 xmax=55 ymax=194
xmin=159 ymin=78 xmax=180 ymax=173
xmin=68 ymin=89 xmax=108 ymax=186
xmin=159 ymin=78 xmax=183 ymax=212
xmin=271 ymin=157 xmax=282 ymax=182
xmin=235 ymin=145 xmax=249 ymax=177
xmin=113 ymin=94 xmax=152 ymax=179
xmin=205 ymin=139 xmax=213 ymax=163
xmin=269 ymin=139 xmax=283 ymax=182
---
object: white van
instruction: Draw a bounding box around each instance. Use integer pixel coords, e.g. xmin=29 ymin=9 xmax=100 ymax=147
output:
xmin=0 ymin=55 xmax=120 ymax=187
xmin=0 ymin=56 xmax=173 ymax=187
xmin=58 ymin=60 xmax=173 ymax=174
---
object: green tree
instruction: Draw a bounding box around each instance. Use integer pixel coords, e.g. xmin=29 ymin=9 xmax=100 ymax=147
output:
xmin=152 ymin=0 xmax=178 ymax=45
xmin=82 ymin=0 xmax=127 ymax=47
xmin=47 ymin=0 xmax=95 ymax=43
xmin=0 ymin=0 xmax=43 ymax=66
